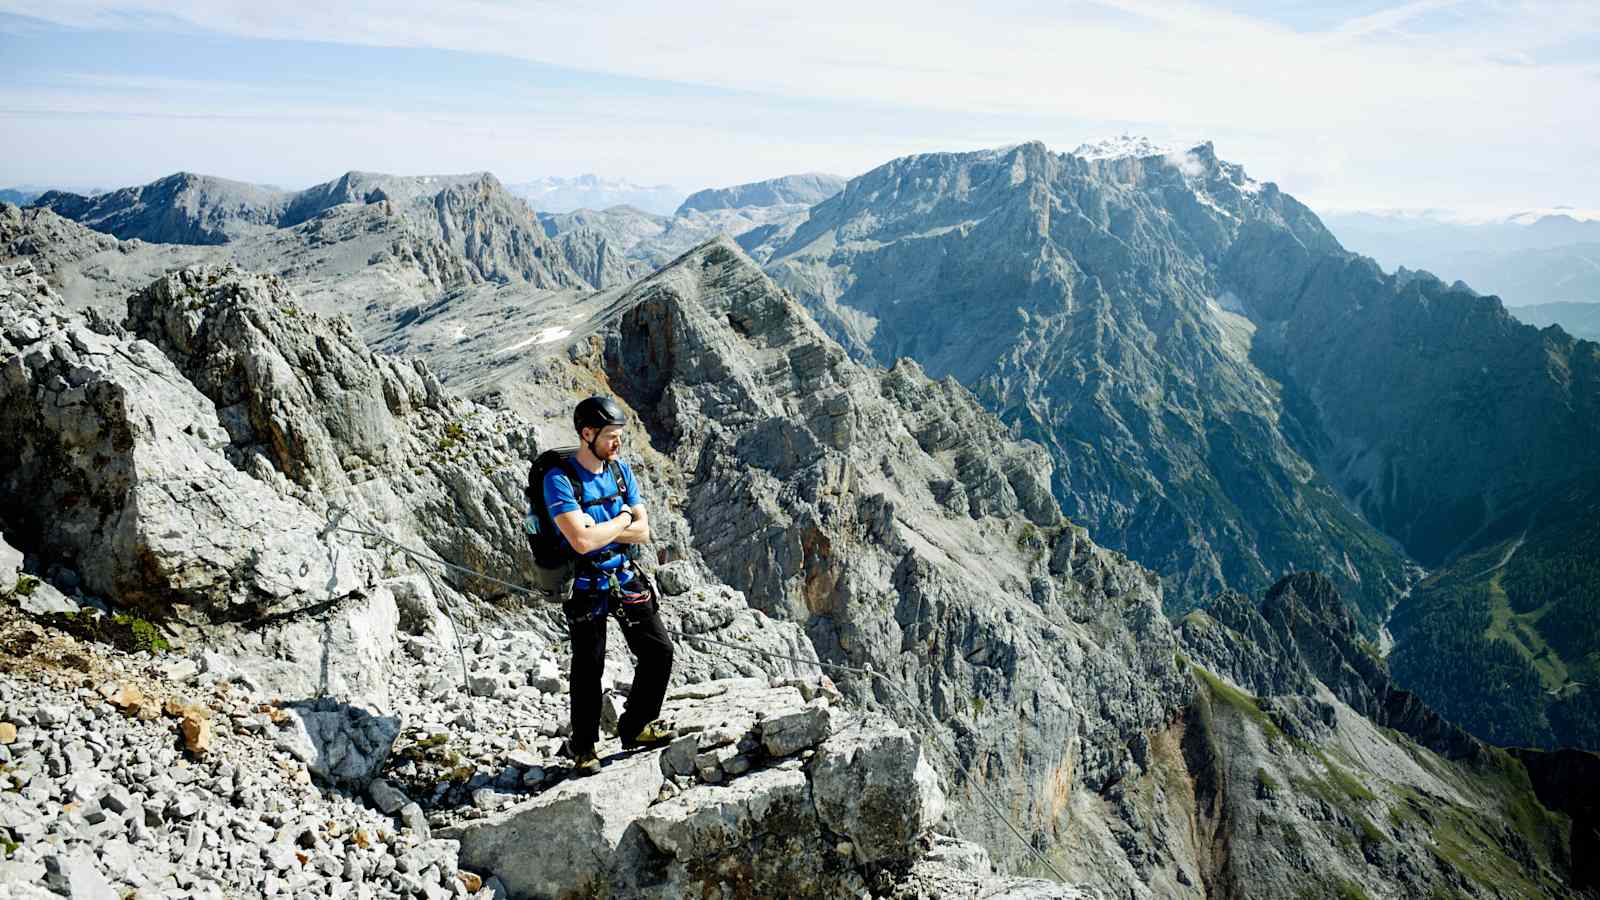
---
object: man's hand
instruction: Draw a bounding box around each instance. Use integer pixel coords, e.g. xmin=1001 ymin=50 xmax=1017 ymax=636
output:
xmin=616 ymin=504 xmax=650 ymax=544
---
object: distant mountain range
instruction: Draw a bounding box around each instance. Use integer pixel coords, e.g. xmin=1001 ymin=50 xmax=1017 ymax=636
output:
xmin=1321 ymin=208 xmax=1600 ymax=309
xmin=535 ymin=173 xmax=847 ymax=287
xmin=505 ymin=174 xmax=685 ymax=216
xmin=1511 ymin=300 xmax=1600 ymax=340
xmin=0 ymin=188 xmax=44 ymax=206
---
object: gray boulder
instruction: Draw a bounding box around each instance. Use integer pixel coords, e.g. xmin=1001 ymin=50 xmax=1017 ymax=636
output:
xmin=0 ymin=532 xmax=20 ymax=595
xmin=273 ymin=701 xmax=400 ymax=789
xmin=810 ymin=725 xmax=945 ymax=865
xmin=367 ymin=778 xmax=410 ymax=816
xmin=14 ymin=577 xmax=78 ymax=617
xmin=42 ymin=850 xmax=117 ymax=900
xmin=651 ymin=560 xmax=701 ymax=596
xmin=442 ymin=745 xmax=665 ymax=899
xmin=758 ymin=705 xmax=833 ymax=757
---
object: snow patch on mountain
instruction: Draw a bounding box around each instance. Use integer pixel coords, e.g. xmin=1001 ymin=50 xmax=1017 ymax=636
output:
xmin=1072 ymin=134 xmax=1175 ymax=160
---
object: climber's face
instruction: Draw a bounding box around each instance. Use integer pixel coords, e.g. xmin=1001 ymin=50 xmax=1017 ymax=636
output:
xmin=585 ymin=424 xmax=625 ymax=460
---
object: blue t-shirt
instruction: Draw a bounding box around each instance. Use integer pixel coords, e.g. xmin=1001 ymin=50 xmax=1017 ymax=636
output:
xmin=544 ymin=458 xmax=641 ymax=583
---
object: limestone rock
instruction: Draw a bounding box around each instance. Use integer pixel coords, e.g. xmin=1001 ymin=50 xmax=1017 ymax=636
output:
xmin=653 ymin=560 xmax=700 ymax=596
xmin=441 ymin=747 xmax=664 ymax=899
xmin=14 ymin=578 xmax=77 ymax=617
xmin=0 ymin=268 xmax=387 ymax=625
xmin=0 ymin=532 xmax=20 ymax=595
xmin=273 ymin=701 xmax=400 ymax=789
xmin=810 ymin=725 xmax=945 ymax=865
xmin=368 ymin=778 xmax=409 ymax=816
xmin=42 ymin=850 xmax=117 ymax=900
xmin=758 ymin=705 xmax=833 ymax=757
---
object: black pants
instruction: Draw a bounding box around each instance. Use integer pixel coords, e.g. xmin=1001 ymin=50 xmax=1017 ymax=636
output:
xmin=565 ymin=592 xmax=674 ymax=756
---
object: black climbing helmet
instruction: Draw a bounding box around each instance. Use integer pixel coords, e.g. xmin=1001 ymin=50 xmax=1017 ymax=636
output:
xmin=573 ymin=395 xmax=627 ymax=436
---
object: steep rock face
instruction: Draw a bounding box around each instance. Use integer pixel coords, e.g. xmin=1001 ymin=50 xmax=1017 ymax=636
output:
xmin=1173 ymin=667 xmax=1573 ymax=900
xmin=1511 ymin=747 xmax=1600 ymax=894
xmin=766 ymin=141 xmax=1408 ymax=620
xmin=422 ymin=174 xmax=582 ymax=290
xmin=593 ymin=237 xmax=1192 ymax=883
xmin=1223 ymin=242 xmax=1600 ymax=567
xmin=1175 ymin=574 xmax=1576 ymax=898
xmin=1176 ymin=591 xmax=1311 ymax=698
xmin=117 ymin=266 xmax=539 ymax=602
xmin=1183 ymin=573 xmax=1483 ymax=762
xmin=550 ymin=225 xmax=638 ymax=288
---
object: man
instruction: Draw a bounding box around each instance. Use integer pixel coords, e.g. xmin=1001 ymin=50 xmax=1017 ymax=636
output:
xmin=546 ymin=395 xmax=675 ymax=776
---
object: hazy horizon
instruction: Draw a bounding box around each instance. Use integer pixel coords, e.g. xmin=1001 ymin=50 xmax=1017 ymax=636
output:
xmin=3 ymin=2 xmax=1598 ymax=213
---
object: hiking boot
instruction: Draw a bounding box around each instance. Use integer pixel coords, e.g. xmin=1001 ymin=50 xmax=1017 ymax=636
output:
xmin=621 ymin=720 xmax=675 ymax=751
xmin=573 ymin=749 xmax=601 ymax=777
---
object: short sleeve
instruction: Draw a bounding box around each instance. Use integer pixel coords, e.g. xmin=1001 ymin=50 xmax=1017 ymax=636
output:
xmin=621 ymin=461 xmax=641 ymax=507
xmin=543 ymin=467 xmax=579 ymax=517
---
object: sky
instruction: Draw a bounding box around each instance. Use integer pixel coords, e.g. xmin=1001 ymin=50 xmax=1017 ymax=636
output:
xmin=1 ymin=1 xmax=1597 ymax=214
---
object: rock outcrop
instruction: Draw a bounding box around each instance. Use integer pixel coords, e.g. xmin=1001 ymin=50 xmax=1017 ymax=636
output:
xmin=441 ymin=680 xmax=943 ymax=899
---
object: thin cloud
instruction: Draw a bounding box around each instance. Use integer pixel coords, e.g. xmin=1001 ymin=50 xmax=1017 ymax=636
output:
xmin=1333 ymin=0 xmax=1463 ymax=39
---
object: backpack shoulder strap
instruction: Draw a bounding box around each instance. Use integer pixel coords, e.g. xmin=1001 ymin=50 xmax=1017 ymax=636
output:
xmin=608 ymin=460 xmax=629 ymax=505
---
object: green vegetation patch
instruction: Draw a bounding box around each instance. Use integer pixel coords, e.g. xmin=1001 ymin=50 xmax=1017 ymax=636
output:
xmin=41 ymin=610 xmax=170 ymax=654
xmin=1187 ymin=659 xmax=1284 ymax=742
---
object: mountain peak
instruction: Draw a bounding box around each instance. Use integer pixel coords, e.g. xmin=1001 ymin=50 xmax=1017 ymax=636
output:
xmin=1070 ymin=134 xmax=1175 ymax=160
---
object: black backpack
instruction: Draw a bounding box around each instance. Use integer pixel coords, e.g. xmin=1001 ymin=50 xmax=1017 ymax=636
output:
xmin=523 ymin=448 xmax=630 ymax=598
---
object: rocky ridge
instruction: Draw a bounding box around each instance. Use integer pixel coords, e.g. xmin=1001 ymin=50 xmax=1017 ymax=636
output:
xmin=22 ymin=171 xmax=587 ymax=307
xmin=32 ymin=173 xmax=291 ymax=245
